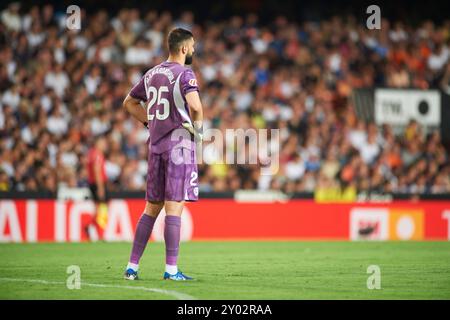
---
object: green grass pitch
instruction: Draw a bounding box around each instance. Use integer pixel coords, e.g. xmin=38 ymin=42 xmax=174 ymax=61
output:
xmin=1 ymin=241 xmax=450 ymax=299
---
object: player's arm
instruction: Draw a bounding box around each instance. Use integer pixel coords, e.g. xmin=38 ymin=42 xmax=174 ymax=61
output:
xmin=184 ymin=91 xmax=203 ymax=138
xmin=123 ymin=94 xmax=148 ymax=127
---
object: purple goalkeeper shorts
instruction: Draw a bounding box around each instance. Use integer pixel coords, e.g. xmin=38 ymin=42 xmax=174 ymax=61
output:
xmin=146 ymin=146 xmax=199 ymax=202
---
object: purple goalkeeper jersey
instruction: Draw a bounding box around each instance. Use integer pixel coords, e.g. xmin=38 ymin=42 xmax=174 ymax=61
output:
xmin=129 ymin=61 xmax=199 ymax=153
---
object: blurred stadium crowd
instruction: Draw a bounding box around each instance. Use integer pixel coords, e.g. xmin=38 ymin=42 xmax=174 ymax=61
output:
xmin=1 ymin=3 xmax=450 ymax=195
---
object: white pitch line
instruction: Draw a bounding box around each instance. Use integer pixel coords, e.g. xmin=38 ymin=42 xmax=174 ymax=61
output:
xmin=0 ymin=277 xmax=196 ymax=300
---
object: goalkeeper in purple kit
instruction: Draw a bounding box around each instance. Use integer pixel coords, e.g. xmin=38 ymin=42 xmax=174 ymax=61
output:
xmin=122 ymin=28 xmax=203 ymax=281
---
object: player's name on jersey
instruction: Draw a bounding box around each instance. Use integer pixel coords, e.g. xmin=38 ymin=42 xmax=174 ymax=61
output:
xmin=147 ymin=66 xmax=175 ymax=82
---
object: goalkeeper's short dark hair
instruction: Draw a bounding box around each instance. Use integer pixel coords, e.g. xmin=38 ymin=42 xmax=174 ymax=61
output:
xmin=168 ymin=28 xmax=193 ymax=54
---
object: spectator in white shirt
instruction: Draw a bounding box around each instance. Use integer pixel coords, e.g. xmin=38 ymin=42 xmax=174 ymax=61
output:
xmin=47 ymin=106 xmax=68 ymax=136
xmin=1 ymin=85 xmax=20 ymax=111
xmin=125 ymin=39 xmax=154 ymax=65
xmin=45 ymin=64 xmax=69 ymax=97
xmin=285 ymin=153 xmax=306 ymax=181
xmin=1 ymin=2 xmax=21 ymax=31
xmin=359 ymin=133 xmax=380 ymax=164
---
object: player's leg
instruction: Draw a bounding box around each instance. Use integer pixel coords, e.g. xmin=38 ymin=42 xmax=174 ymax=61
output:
xmin=125 ymin=152 xmax=165 ymax=280
xmin=124 ymin=200 xmax=164 ymax=280
xmin=163 ymin=200 xmax=185 ymax=278
xmin=85 ymin=183 xmax=109 ymax=241
xmin=95 ymin=198 xmax=108 ymax=233
xmin=162 ymin=147 xmax=198 ymax=280
xmin=85 ymin=184 xmax=101 ymax=241
xmin=126 ymin=201 xmax=163 ymax=272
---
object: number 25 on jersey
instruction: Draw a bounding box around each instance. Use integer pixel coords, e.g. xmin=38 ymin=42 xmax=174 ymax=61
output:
xmin=147 ymin=86 xmax=170 ymax=121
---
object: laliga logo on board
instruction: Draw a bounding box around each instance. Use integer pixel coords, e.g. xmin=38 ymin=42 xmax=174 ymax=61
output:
xmin=0 ymin=200 xmax=194 ymax=242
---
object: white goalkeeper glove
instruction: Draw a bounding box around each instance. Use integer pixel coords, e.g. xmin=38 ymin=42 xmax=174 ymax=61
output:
xmin=182 ymin=122 xmax=203 ymax=142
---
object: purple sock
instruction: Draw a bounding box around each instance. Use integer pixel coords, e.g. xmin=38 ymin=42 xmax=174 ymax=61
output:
xmin=129 ymin=214 xmax=156 ymax=264
xmin=164 ymin=215 xmax=181 ymax=266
